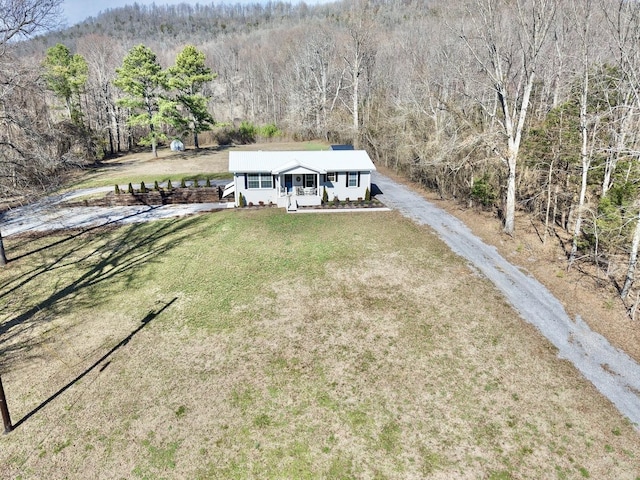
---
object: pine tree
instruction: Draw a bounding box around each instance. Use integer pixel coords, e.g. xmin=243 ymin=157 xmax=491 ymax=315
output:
xmin=43 ymin=43 xmax=88 ymax=125
xmin=166 ymin=45 xmax=216 ymax=149
xmin=114 ymin=45 xmax=174 ymax=157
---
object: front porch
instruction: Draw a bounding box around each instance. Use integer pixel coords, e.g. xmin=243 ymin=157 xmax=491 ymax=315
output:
xmin=275 ymin=172 xmax=322 ymax=208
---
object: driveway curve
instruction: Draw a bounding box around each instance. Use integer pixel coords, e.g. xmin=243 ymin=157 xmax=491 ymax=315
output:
xmin=373 ymin=171 xmax=640 ymax=429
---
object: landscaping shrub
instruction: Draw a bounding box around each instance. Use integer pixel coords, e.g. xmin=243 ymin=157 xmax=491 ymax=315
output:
xmin=128 ymin=183 xmax=134 ymax=194
xmin=333 ymin=195 xmax=339 ymax=205
xmin=206 ymin=177 xmax=211 ymax=188
xmin=140 ymin=181 xmax=147 ymax=193
xmin=154 ymin=180 xmax=160 ymax=191
xmin=192 ymin=177 xmax=199 ymax=188
xmin=365 ymin=187 xmax=371 ymax=201
xmin=181 ymin=178 xmax=186 ymax=188
xmin=322 ymin=187 xmax=328 ymax=204
xmin=114 ymin=184 xmax=120 ymax=194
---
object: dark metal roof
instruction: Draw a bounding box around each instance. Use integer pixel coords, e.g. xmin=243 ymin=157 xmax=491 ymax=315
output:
xmin=329 ymin=144 xmax=355 ymax=150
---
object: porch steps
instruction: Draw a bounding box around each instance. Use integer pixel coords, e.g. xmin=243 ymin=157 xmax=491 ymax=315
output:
xmin=287 ymin=198 xmax=298 ymax=212
xmin=222 ymin=181 xmax=235 ymax=198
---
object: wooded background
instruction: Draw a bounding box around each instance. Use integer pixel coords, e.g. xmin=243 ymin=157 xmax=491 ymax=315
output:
xmin=4 ymin=0 xmax=640 ymax=311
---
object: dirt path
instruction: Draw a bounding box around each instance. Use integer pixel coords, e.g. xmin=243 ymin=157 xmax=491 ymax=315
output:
xmin=373 ymin=171 xmax=640 ymax=429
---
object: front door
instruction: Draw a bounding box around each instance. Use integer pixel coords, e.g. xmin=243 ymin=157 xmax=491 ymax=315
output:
xmin=284 ymin=174 xmax=293 ymax=193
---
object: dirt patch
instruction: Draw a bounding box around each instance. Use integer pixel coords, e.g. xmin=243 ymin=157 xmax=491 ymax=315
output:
xmin=376 ymin=164 xmax=640 ymax=365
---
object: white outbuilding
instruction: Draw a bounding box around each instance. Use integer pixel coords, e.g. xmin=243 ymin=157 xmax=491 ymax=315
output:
xmin=170 ymin=139 xmax=185 ymax=151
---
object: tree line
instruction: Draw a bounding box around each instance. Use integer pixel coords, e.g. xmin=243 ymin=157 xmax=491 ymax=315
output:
xmin=5 ymin=0 xmax=640 ymax=316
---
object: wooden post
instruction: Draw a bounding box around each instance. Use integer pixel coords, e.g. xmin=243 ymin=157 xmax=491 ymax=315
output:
xmin=0 ymin=375 xmax=13 ymax=433
xmin=0 ymin=230 xmax=7 ymax=266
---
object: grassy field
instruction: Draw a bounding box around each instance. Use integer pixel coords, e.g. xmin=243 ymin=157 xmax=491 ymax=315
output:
xmin=1 ymin=208 xmax=639 ymax=479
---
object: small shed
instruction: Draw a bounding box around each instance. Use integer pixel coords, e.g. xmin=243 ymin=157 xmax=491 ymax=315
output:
xmin=170 ymin=139 xmax=185 ymax=151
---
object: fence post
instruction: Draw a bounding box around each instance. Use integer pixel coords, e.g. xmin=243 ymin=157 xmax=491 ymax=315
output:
xmin=0 ymin=375 xmax=13 ymax=434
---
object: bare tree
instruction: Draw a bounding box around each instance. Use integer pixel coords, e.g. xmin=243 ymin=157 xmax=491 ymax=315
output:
xmin=0 ymin=0 xmax=63 ymax=266
xmin=458 ymin=0 xmax=557 ymax=234
xmin=568 ymin=0 xmax=596 ymax=266
xmin=605 ymin=0 xmax=640 ymax=300
xmin=342 ymin=1 xmax=377 ymax=148
xmin=284 ymin=24 xmax=345 ymax=139
xmin=0 ymin=0 xmax=61 ymax=47
xmin=77 ymin=35 xmax=125 ymax=155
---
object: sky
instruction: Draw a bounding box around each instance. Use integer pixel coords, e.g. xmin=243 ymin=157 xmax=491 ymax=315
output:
xmin=61 ymin=0 xmax=322 ymax=27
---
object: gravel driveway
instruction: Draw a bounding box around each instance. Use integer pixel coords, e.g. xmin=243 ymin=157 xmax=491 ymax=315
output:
xmin=0 ymin=184 xmax=232 ymax=237
xmin=373 ymin=171 xmax=640 ymax=429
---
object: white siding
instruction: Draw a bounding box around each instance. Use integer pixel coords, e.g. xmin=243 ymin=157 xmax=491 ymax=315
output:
xmin=234 ymin=173 xmax=278 ymax=206
xmin=230 ymin=150 xmax=375 ymax=207
xmin=321 ymin=171 xmax=371 ymax=201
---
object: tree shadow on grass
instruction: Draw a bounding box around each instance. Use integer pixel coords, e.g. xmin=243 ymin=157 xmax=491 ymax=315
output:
xmin=11 ymin=297 xmax=177 ymax=430
xmin=0 ymin=207 xmax=167 ymax=302
xmin=3 ymin=205 xmax=167 ymax=263
xmin=0 ymin=214 xmax=206 ymax=370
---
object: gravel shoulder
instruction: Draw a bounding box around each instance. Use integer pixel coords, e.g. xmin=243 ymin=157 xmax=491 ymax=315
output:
xmin=373 ymin=171 xmax=640 ymax=429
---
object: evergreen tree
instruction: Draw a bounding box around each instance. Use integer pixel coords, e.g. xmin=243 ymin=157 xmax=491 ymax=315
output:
xmin=167 ymin=45 xmax=216 ymax=149
xmin=43 ymin=43 xmax=88 ymax=125
xmin=114 ymin=44 xmax=175 ymax=157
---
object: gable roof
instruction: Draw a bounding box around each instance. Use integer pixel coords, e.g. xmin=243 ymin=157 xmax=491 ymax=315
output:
xmin=229 ymin=150 xmax=376 ymax=174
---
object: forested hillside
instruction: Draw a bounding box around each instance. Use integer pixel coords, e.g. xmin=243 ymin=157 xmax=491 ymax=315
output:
xmin=4 ymin=0 xmax=640 ymax=315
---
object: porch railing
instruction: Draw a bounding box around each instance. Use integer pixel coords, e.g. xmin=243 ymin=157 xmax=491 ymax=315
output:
xmin=279 ymin=187 xmax=318 ymax=196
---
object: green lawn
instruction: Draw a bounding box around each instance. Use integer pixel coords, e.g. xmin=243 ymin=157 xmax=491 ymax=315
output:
xmin=1 ymin=209 xmax=639 ymax=479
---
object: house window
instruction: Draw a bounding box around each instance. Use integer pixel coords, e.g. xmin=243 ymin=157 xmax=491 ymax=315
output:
xmin=261 ymin=174 xmax=273 ymax=189
xmin=327 ymin=172 xmax=336 ymax=182
xmin=247 ymin=173 xmax=260 ymax=189
xmin=305 ymin=174 xmax=315 ymax=187
xmin=247 ymin=173 xmax=272 ymax=189
xmin=348 ymin=171 xmax=358 ymax=187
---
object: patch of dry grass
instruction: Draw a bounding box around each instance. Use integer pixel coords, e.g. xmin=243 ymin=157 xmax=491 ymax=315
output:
xmin=68 ymin=141 xmax=330 ymax=190
xmin=1 ymin=209 xmax=639 ymax=479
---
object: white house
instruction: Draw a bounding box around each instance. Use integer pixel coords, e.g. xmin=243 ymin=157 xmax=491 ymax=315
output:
xmin=227 ymin=150 xmax=376 ymax=210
